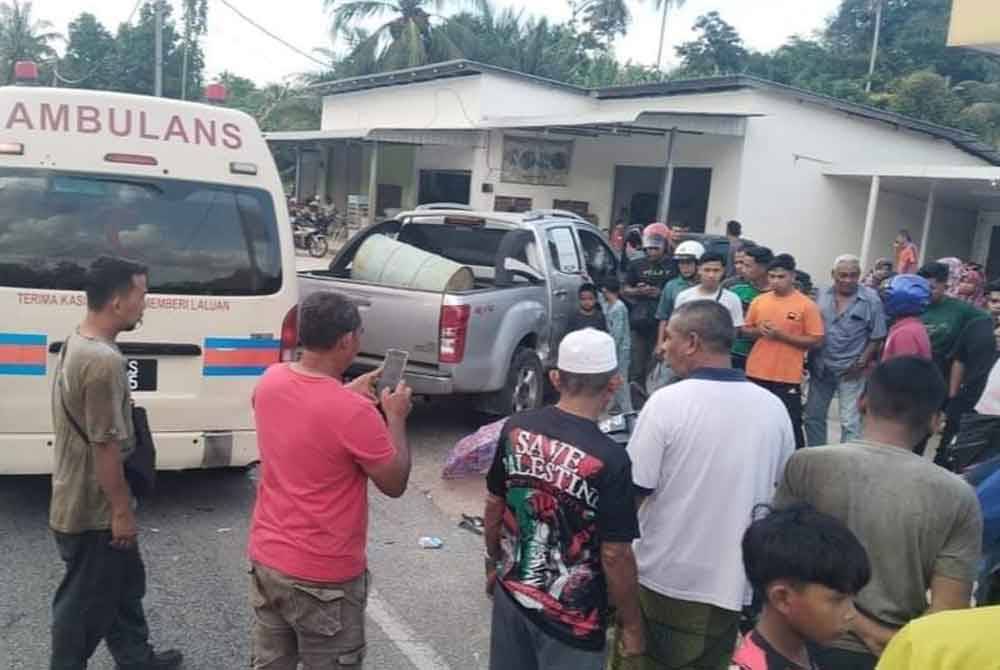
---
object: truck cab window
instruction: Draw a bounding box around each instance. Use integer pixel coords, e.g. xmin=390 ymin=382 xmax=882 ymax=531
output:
xmin=546 ymin=227 xmax=581 ymax=274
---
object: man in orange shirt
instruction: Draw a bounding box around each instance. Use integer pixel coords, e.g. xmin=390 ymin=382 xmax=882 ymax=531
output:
xmin=745 ymin=254 xmax=825 ymax=449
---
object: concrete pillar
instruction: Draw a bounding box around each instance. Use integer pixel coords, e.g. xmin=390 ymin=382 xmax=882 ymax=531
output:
xmin=860 ymin=175 xmax=881 ymax=270
xmin=656 ymin=128 xmax=677 ymax=224
xmin=918 ymin=181 xmax=936 ymax=265
xmin=368 ymin=140 xmax=379 ymax=225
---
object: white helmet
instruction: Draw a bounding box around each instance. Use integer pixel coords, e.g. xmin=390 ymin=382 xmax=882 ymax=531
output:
xmin=674 ymin=240 xmax=705 ymax=261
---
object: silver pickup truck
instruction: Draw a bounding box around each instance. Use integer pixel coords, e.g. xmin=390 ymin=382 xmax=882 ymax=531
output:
xmin=298 ymin=207 xmax=621 ymax=415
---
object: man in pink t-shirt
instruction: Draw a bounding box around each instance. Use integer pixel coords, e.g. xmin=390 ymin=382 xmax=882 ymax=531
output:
xmin=881 ymin=275 xmax=932 ymax=362
xmin=248 ymin=291 xmax=413 ymax=669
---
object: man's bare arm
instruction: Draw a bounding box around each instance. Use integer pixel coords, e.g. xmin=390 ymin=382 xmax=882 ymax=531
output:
xmin=928 ymin=574 xmax=973 ymax=614
xmin=601 ymin=542 xmax=645 ymax=658
xmin=94 ymin=441 xmax=136 ymax=549
xmin=849 ymin=611 xmax=896 ymax=657
xmin=949 ymin=360 xmax=966 ymax=400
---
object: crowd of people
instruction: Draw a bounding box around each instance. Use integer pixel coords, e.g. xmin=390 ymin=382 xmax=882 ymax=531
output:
xmin=577 ymin=221 xmax=1000 ymax=456
xmin=45 ymin=231 xmax=998 ymax=670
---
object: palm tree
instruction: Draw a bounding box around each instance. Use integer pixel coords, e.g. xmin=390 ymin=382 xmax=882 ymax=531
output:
xmin=648 ymin=0 xmax=686 ymax=71
xmin=0 ymin=0 xmax=59 ymax=84
xmin=864 ymin=0 xmax=884 ymax=93
xmin=324 ymin=0 xmax=475 ymax=71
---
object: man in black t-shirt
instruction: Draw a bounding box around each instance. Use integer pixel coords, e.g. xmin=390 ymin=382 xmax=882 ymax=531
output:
xmin=624 ymin=223 xmax=675 ymax=385
xmin=484 ymin=328 xmax=643 ymax=669
xmin=938 ymin=316 xmax=997 ymax=463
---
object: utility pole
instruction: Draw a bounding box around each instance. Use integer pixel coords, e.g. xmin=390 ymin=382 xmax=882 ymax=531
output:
xmin=865 ymin=0 xmax=883 ymax=94
xmin=154 ymin=2 xmax=164 ymax=97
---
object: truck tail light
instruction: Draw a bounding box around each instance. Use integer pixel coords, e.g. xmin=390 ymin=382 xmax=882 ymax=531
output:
xmin=279 ymin=305 xmax=299 ymax=362
xmin=439 ymin=305 xmax=470 ymax=364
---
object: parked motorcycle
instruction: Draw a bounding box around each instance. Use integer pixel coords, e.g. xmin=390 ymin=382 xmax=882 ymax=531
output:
xmin=942 ymin=414 xmax=1000 ymax=605
xmin=292 ymin=219 xmax=329 ymax=258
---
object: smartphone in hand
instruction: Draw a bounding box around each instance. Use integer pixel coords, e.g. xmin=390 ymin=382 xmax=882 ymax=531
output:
xmin=377 ymin=349 xmax=409 ymax=395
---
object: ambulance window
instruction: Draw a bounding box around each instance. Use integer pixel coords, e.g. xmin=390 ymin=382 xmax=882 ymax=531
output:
xmin=0 ymin=169 xmax=282 ymax=295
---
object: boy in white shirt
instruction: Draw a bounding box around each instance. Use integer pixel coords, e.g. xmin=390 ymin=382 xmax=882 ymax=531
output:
xmin=674 ymin=251 xmax=745 ymax=330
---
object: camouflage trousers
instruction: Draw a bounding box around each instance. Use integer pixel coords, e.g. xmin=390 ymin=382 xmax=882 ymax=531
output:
xmin=250 ymin=562 xmax=367 ymax=670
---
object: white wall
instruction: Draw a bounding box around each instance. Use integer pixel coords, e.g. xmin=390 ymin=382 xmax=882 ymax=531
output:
xmin=321 ymin=77 xmax=483 ymax=131
xmin=462 ymin=129 xmax=743 ymax=232
xmin=478 ymin=73 xmax=594 ymax=120
xmin=734 ymin=90 xmax=990 ymax=279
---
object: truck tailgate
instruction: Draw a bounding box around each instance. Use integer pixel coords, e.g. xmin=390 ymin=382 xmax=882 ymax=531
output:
xmin=298 ymin=273 xmax=443 ymax=365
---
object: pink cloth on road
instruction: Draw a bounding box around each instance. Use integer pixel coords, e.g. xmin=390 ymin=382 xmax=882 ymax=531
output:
xmin=881 ymin=316 xmax=932 ymax=362
xmin=249 ymin=363 xmax=395 ymax=583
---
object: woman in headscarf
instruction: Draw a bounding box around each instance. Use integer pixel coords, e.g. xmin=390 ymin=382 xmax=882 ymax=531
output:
xmin=863 ymin=257 xmax=895 ymax=293
xmin=957 ymin=263 xmax=987 ymax=309
xmin=938 ymin=257 xmax=964 ymax=298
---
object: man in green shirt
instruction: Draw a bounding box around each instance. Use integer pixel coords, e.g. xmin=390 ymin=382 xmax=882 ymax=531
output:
xmin=918 ymin=262 xmax=994 ymax=456
xmin=725 ymin=245 xmax=774 ymax=369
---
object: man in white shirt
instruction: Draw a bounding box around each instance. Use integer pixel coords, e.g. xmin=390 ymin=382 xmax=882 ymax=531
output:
xmin=674 ymin=251 xmax=745 ymax=330
xmin=609 ymin=300 xmax=795 ymax=670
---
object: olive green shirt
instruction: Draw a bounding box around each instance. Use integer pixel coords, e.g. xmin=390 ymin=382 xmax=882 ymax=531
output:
xmin=49 ymin=332 xmax=135 ymax=534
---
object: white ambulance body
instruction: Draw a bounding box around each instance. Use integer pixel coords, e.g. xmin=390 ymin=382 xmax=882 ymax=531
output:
xmin=0 ymin=85 xmax=297 ymax=474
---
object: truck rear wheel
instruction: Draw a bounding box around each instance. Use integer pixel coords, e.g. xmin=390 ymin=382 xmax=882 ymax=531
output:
xmin=505 ymin=347 xmax=544 ymax=415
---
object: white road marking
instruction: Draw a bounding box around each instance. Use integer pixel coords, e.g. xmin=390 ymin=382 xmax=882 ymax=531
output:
xmin=368 ymin=587 xmax=455 ymax=670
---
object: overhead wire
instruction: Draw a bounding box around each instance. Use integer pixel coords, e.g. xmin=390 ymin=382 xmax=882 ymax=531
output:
xmin=214 ymin=0 xmax=331 ymax=69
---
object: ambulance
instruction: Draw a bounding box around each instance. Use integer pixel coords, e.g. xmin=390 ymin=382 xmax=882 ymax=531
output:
xmin=0 ymin=66 xmax=297 ymax=474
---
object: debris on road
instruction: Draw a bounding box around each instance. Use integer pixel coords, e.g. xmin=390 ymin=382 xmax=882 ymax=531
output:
xmin=458 ymin=514 xmax=484 ymax=535
xmin=418 ymin=536 xmax=444 ymax=549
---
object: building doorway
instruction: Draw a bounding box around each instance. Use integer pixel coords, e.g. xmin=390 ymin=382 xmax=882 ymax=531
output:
xmin=610 ymin=166 xmax=712 ymax=232
xmin=987 ymin=224 xmax=1000 ymax=280
xmin=418 ymin=169 xmax=471 ymax=205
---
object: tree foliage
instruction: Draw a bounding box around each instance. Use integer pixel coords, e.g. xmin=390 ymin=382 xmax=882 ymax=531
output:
xmin=674 ymin=11 xmax=747 ymax=77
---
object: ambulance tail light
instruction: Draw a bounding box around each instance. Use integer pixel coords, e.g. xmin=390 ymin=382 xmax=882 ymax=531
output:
xmin=279 ymin=305 xmax=299 ymax=362
xmin=439 ymin=305 xmax=470 ymax=364
xmin=104 ymin=153 xmax=158 ymax=166
xmin=13 ymin=61 xmax=38 ymax=84
xmin=0 ymin=142 xmax=24 ymax=155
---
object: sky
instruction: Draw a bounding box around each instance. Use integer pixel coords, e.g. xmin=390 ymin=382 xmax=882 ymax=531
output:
xmin=32 ymin=0 xmax=843 ymax=86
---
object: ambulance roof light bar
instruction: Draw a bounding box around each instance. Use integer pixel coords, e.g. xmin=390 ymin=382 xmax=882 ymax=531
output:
xmin=204 ymin=83 xmax=227 ymax=105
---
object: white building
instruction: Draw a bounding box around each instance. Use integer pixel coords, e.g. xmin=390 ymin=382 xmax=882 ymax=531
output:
xmin=266 ymin=60 xmax=1000 ymax=279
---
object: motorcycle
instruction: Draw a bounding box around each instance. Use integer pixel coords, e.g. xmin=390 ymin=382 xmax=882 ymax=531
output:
xmin=292 ymin=217 xmax=329 ymax=258
xmin=942 ymin=414 xmax=1000 ymax=605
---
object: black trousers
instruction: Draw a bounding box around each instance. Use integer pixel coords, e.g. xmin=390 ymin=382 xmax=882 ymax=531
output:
xmin=51 ymin=530 xmax=152 ymax=670
xmin=749 ymin=378 xmax=805 ymax=450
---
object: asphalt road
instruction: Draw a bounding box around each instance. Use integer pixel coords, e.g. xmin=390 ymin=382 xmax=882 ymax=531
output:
xmin=0 ymin=400 xmax=494 ymax=670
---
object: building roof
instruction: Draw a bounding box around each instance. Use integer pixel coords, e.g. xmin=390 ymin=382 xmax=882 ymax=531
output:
xmin=308 ymin=60 xmax=1000 ymax=166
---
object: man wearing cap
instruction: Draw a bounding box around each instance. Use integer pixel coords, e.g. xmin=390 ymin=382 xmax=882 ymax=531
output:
xmin=609 ymin=301 xmax=795 ymax=670
xmin=624 ymin=223 xmax=675 ymax=385
xmin=484 ymin=328 xmax=643 ymax=670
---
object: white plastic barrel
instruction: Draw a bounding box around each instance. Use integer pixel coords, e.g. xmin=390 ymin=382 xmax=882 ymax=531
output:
xmin=351 ymin=234 xmax=475 ymax=292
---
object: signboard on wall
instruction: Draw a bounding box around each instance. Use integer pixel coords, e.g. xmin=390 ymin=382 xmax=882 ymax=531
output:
xmin=501 ymin=135 xmax=573 ymax=186
xmin=494 ymin=195 xmax=533 ymax=212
